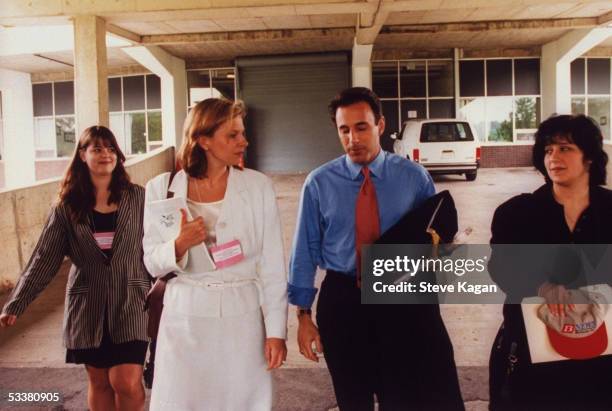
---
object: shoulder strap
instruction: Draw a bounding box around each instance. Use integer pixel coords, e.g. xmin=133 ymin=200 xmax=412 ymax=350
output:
xmin=166 ymin=170 xmax=178 ymax=199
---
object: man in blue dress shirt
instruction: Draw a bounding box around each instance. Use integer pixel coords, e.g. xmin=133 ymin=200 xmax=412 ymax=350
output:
xmin=289 ymin=87 xmax=463 ymax=410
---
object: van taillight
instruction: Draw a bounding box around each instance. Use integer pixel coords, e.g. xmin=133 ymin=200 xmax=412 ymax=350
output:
xmin=476 ymin=147 xmax=481 ymax=161
xmin=412 ymin=149 xmax=420 ymax=162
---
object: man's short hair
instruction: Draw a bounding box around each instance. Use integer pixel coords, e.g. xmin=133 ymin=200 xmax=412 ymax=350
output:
xmin=328 ymin=87 xmax=383 ymax=124
xmin=532 ymin=114 xmax=608 ymax=186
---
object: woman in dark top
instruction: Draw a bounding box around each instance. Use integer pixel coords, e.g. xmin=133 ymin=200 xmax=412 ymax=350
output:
xmin=0 ymin=126 xmax=149 ymax=411
xmin=488 ymin=115 xmax=612 ymax=410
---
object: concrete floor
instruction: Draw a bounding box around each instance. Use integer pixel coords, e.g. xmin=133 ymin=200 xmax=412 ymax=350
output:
xmin=0 ymin=167 xmax=544 ymax=410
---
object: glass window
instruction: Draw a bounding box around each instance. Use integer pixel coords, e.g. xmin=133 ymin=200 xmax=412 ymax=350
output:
xmin=429 ymin=99 xmax=454 ymax=118
xmin=487 ymin=97 xmax=513 ymax=142
xmin=588 ymin=97 xmax=610 ymax=141
xmin=587 ymin=59 xmax=611 ymax=95
xmin=514 ymin=97 xmax=540 ymax=130
xmin=147 ymin=111 xmax=162 ymax=142
xmin=401 ymin=100 xmax=426 ymax=122
xmin=400 ymin=60 xmax=426 ymax=98
xmin=514 ymin=59 xmax=540 ymax=95
xmin=33 ymin=83 xmax=53 ymax=117
xmin=110 ymin=113 xmax=126 ymax=153
xmin=187 ymin=70 xmax=212 ymax=106
xmin=109 ymin=77 xmax=122 ymax=112
xmin=571 ymin=97 xmax=586 ymax=115
xmin=380 ymin=100 xmax=399 ymax=152
xmin=146 ymin=75 xmax=162 ymax=109
xmin=125 ymin=112 xmax=146 ymax=154
xmin=34 ymin=117 xmax=56 ymax=157
xmin=571 ymin=59 xmax=585 ymax=95
xmin=516 ymin=132 xmax=535 ymax=142
xmin=55 ymin=116 xmax=76 ymax=157
xmin=428 ymin=60 xmax=453 ymax=97
xmin=123 ymin=75 xmax=145 ymax=111
xmin=211 ymin=69 xmax=236 ymax=100
xmin=420 ymin=122 xmax=474 ymax=142
xmin=53 ymin=81 xmax=74 ymax=115
xmin=372 ymin=62 xmax=398 ymax=98
xmin=486 ymin=60 xmax=512 ymax=96
xmin=460 ymin=60 xmax=485 ymax=97
xmin=459 ymin=98 xmax=486 ymax=142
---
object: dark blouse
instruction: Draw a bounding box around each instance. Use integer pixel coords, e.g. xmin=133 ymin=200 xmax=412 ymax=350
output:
xmin=488 ymin=183 xmax=612 ymax=407
xmin=490 ymin=184 xmax=612 ymax=309
xmin=90 ymin=210 xmax=118 ymax=258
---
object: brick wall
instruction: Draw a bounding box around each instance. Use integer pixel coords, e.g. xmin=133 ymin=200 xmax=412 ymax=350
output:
xmin=480 ymin=145 xmax=533 ymax=168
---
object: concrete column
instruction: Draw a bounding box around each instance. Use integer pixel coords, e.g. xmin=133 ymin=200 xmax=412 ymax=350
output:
xmin=454 ymin=48 xmax=461 ymax=118
xmin=122 ymin=46 xmax=187 ymax=149
xmin=541 ymin=27 xmax=612 ymax=118
xmin=352 ymin=40 xmax=373 ymax=88
xmin=73 ymin=15 xmax=109 ymax=134
xmin=0 ymin=69 xmax=35 ymax=188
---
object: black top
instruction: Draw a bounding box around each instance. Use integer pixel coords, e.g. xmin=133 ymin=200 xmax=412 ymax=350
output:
xmin=490 ymin=184 xmax=612 ymax=245
xmin=490 ymin=183 xmax=612 ymax=369
xmin=91 ymin=210 xmax=117 ymax=258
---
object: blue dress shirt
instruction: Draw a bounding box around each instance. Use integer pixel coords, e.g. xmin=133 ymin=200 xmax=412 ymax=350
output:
xmin=288 ymin=149 xmax=435 ymax=308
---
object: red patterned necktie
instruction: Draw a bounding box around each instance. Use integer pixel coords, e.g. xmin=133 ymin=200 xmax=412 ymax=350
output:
xmin=355 ymin=167 xmax=380 ymax=287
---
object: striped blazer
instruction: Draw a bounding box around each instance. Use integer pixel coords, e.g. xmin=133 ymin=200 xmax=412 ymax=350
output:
xmin=1 ymin=184 xmax=150 ymax=349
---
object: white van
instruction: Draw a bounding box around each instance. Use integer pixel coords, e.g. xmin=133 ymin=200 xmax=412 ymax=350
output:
xmin=391 ymin=119 xmax=481 ymax=181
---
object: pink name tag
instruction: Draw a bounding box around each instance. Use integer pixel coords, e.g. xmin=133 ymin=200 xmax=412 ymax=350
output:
xmin=93 ymin=232 xmax=114 ymax=250
xmin=209 ymin=239 xmax=244 ymax=269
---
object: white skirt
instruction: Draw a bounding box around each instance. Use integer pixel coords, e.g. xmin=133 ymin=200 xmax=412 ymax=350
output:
xmin=149 ymin=306 xmax=272 ymax=411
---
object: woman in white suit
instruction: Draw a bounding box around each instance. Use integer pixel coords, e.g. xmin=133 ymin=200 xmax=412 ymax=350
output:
xmin=143 ymin=98 xmax=288 ymax=410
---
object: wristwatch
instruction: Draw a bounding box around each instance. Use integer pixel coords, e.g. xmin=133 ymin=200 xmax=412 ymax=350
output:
xmin=296 ymin=307 xmax=312 ymax=318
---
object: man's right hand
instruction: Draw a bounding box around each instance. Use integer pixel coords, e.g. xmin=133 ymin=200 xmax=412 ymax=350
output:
xmin=0 ymin=314 xmax=17 ymax=328
xmin=174 ymin=208 xmax=207 ymax=260
xmin=297 ymin=315 xmax=323 ymax=362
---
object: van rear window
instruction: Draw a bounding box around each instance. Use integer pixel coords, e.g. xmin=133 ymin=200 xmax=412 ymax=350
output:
xmin=420 ymin=122 xmax=474 ymax=142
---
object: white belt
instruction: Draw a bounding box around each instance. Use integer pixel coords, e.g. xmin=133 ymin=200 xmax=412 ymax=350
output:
xmin=177 ymin=277 xmax=257 ymax=289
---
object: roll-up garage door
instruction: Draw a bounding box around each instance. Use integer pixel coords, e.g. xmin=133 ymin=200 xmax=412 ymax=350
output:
xmin=237 ymin=53 xmax=350 ymax=173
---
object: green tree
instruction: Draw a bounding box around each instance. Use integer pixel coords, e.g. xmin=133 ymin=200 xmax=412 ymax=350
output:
xmin=515 ymin=97 xmax=535 ymax=129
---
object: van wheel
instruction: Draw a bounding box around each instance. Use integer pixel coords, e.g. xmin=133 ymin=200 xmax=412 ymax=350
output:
xmin=466 ymin=171 xmax=477 ymax=181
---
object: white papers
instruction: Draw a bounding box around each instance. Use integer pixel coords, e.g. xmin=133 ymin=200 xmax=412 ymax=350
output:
xmin=146 ymin=196 xmax=216 ymax=273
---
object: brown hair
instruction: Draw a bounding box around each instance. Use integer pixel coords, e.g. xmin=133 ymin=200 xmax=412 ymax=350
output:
xmin=59 ymin=125 xmax=131 ymax=223
xmin=178 ymin=98 xmax=246 ymax=178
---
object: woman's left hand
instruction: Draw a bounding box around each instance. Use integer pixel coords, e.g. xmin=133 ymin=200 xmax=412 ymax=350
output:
xmin=264 ymin=337 xmax=287 ymax=370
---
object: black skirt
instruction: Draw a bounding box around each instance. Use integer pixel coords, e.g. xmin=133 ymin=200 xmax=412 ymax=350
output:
xmin=66 ymin=316 xmax=148 ymax=369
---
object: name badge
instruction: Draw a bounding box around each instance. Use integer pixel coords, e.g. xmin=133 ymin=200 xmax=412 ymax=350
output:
xmin=209 ymin=239 xmax=244 ymax=269
xmin=93 ymin=232 xmax=114 ymax=250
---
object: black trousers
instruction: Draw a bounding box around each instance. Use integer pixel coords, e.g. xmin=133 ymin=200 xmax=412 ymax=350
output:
xmin=316 ymin=270 xmax=464 ymax=411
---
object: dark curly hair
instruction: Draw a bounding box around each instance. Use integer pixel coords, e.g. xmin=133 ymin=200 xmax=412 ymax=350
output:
xmin=532 ymin=114 xmax=608 ymax=186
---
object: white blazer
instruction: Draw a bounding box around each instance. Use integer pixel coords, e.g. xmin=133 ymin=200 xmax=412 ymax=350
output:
xmin=143 ymin=167 xmax=288 ymax=339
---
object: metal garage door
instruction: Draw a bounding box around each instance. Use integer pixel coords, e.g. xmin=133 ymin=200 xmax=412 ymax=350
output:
xmin=237 ymin=53 xmax=350 ymax=173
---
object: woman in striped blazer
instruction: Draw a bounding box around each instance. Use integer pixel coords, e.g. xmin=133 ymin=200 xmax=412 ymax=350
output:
xmin=0 ymin=126 xmax=149 ymax=411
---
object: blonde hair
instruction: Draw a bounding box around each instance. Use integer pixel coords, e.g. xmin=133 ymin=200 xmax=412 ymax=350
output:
xmin=178 ymin=98 xmax=246 ymax=178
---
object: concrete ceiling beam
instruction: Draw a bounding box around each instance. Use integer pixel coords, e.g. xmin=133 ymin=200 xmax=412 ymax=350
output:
xmin=140 ymin=27 xmax=355 ymax=45
xmin=381 ymin=17 xmax=599 ymax=35
xmin=597 ymin=10 xmax=612 ymax=26
xmin=0 ymin=1 xmax=373 ymax=24
xmin=385 ymin=0 xmax=610 ymax=12
xmin=106 ymin=24 xmax=142 ymax=45
xmin=355 ymin=0 xmax=391 ymax=45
